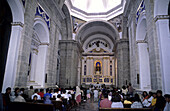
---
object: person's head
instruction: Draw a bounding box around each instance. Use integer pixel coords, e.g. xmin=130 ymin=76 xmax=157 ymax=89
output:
xmin=148 ymin=91 xmax=153 ymax=97
xmin=20 ymin=88 xmax=25 ymax=92
xmin=63 ymin=90 xmax=66 ymax=94
xmin=103 ymin=93 xmax=108 ymax=99
xmin=111 ymin=93 xmax=121 ymax=102
xmin=134 ymin=94 xmax=141 ymax=102
xmin=50 ymin=89 xmax=53 ymax=93
xmin=15 ymin=87 xmax=20 ymax=93
xmin=56 ymin=88 xmax=59 ymax=93
xmin=33 ymin=95 xmax=38 ymax=101
xmin=57 ymin=94 xmax=61 ymax=98
xmin=6 ymin=87 xmax=11 ymax=94
xmin=142 ymin=91 xmax=148 ymax=97
xmin=157 ymin=90 xmax=162 ymax=97
xmin=40 ymin=89 xmax=44 ymax=93
xmin=129 ymin=83 xmax=131 ymax=86
xmin=122 ymin=86 xmax=126 ymax=90
xmin=46 ymin=88 xmax=50 ymax=93
xmin=30 ymin=86 xmax=33 ymax=89
xmin=164 ymin=94 xmax=170 ymax=102
xmin=68 ymin=92 xmax=71 ymax=94
xmin=153 ymin=93 xmax=157 ymax=98
xmin=34 ymin=89 xmax=38 ymax=93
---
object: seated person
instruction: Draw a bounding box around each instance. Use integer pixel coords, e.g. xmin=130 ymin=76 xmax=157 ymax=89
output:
xmin=14 ymin=93 xmax=26 ymax=102
xmin=131 ymin=94 xmax=143 ymax=108
xmin=151 ymin=93 xmax=157 ymax=108
xmin=31 ymin=89 xmax=41 ymax=100
xmin=100 ymin=93 xmax=112 ymax=108
xmin=163 ymin=94 xmax=170 ymax=111
xmin=142 ymin=91 xmax=149 ymax=107
xmin=61 ymin=90 xmax=69 ymax=100
xmin=52 ymin=88 xmax=59 ymax=99
xmin=32 ymin=95 xmax=38 ymax=103
xmin=56 ymin=94 xmax=62 ymax=101
xmin=111 ymin=93 xmax=124 ymax=108
xmin=44 ymin=88 xmax=52 ymax=99
xmin=44 ymin=95 xmax=52 ymax=104
xmin=38 ymin=89 xmax=44 ymax=100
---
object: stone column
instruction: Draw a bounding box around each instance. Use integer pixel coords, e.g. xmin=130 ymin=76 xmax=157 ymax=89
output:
xmin=137 ymin=42 xmax=151 ymax=90
xmin=103 ymin=57 xmax=107 ymax=76
xmin=29 ymin=49 xmax=38 ymax=81
xmin=86 ymin=58 xmax=90 ymax=75
xmin=116 ymin=40 xmax=130 ymax=87
xmin=155 ymin=15 xmax=170 ymax=93
xmin=14 ymin=1 xmax=37 ymax=88
xmin=2 ymin=22 xmax=23 ymax=93
xmin=35 ymin=44 xmax=48 ymax=87
xmin=90 ymin=58 xmax=94 ymax=75
xmin=106 ymin=58 xmax=109 ymax=76
xmin=59 ymin=40 xmax=81 ymax=88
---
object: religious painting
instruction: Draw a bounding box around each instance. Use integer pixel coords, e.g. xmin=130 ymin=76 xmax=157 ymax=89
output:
xmin=94 ymin=60 xmax=102 ymax=74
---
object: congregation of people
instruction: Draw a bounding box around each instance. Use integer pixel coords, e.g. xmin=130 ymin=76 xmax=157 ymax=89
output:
xmin=0 ymin=86 xmax=83 ymax=111
xmin=89 ymin=83 xmax=170 ymax=111
xmin=0 ymin=83 xmax=170 ymax=111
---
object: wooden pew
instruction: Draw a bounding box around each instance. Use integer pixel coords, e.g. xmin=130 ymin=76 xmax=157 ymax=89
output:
xmin=8 ymin=102 xmax=54 ymax=111
xmin=99 ymin=108 xmax=152 ymax=111
xmin=52 ymin=101 xmax=63 ymax=111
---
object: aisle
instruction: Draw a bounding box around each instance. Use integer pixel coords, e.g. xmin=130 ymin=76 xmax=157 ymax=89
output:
xmin=71 ymin=98 xmax=98 ymax=111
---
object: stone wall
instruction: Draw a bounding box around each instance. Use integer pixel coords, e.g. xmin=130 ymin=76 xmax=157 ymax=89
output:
xmin=59 ymin=40 xmax=81 ymax=88
xmin=124 ymin=0 xmax=162 ymax=91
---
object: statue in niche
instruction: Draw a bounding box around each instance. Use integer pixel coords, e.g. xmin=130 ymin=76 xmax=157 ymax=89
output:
xmin=95 ymin=62 xmax=101 ymax=74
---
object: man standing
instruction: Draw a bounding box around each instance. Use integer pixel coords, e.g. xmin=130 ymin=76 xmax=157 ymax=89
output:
xmin=27 ymin=86 xmax=34 ymax=99
xmin=93 ymin=87 xmax=98 ymax=102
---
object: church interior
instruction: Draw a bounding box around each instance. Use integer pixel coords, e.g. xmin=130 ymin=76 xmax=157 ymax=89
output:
xmin=0 ymin=0 xmax=170 ymax=110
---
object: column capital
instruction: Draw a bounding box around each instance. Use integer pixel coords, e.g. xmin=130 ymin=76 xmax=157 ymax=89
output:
xmin=136 ymin=40 xmax=147 ymax=44
xmin=11 ymin=22 xmax=24 ymax=27
xmin=32 ymin=49 xmax=38 ymax=55
xmin=40 ymin=43 xmax=50 ymax=46
xmin=154 ymin=15 xmax=170 ymax=22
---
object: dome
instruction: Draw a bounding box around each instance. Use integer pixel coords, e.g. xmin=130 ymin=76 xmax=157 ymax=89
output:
xmin=65 ymin=0 xmax=126 ymax=21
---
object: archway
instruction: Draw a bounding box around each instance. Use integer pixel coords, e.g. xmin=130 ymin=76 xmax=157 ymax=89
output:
xmin=1 ymin=0 xmax=24 ymax=93
xmin=27 ymin=17 xmax=49 ymax=88
xmin=136 ymin=14 xmax=151 ymax=90
xmin=0 ymin=0 xmax=12 ymax=92
xmin=76 ymin=20 xmax=119 ymax=87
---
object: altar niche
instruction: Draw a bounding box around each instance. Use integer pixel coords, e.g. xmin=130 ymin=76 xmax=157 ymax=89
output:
xmin=94 ymin=60 xmax=102 ymax=74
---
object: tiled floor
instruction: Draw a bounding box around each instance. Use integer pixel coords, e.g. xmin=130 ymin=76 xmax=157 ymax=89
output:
xmin=71 ymin=98 xmax=98 ymax=111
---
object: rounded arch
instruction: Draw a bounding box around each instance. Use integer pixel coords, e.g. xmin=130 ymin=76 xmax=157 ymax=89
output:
xmin=33 ymin=17 xmax=50 ymax=43
xmin=76 ymin=20 xmax=119 ymax=44
xmin=2 ymin=0 xmax=24 ymax=93
xmin=136 ymin=12 xmax=146 ymax=41
xmin=136 ymin=12 xmax=151 ymax=90
xmin=154 ymin=0 xmax=169 ymax=17
xmin=7 ymin=0 xmax=24 ymax=23
xmin=61 ymin=4 xmax=72 ymax=40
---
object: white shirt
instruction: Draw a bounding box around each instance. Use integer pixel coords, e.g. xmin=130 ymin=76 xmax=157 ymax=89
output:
xmin=93 ymin=90 xmax=98 ymax=97
xmin=31 ymin=93 xmax=41 ymax=100
xmin=111 ymin=102 xmax=124 ymax=108
xmin=52 ymin=93 xmax=58 ymax=98
xmin=61 ymin=94 xmax=69 ymax=100
xmin=131 ymin=101 xmax=143 ymax=108
xmin=164 ymin=102 xmax=170 ymax=111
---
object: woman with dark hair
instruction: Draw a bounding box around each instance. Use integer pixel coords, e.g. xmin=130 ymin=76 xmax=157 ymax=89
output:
xmin=131 ymin=94 xmax=143 ymax=108
xmin=111 ymin=93 xmax=124 ymax=108
xmin=142 ymin=91 xmax=149 ymax=107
